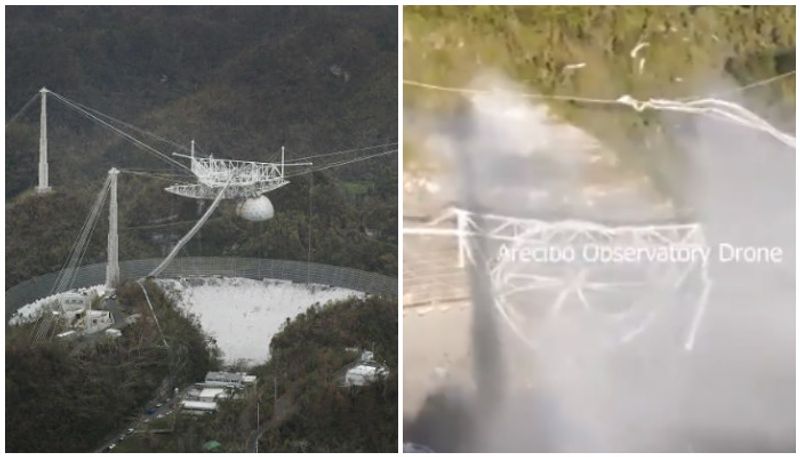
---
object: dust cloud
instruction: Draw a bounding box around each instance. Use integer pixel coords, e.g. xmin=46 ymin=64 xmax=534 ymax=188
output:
xmin=403 ymin=73 xmax=795 ymax=452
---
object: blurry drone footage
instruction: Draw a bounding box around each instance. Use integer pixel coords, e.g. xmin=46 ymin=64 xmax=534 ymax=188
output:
xmin=402 ymin=5 xmax=795 ymax=453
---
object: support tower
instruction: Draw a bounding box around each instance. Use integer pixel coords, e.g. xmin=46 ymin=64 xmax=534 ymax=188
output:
xmin=36 ymin=87 xmax=51 ymax=193
xmin=105 ymin=168 xmax=120 ymax=290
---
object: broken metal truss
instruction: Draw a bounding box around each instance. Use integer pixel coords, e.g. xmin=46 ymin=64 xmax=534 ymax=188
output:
xmin=404 ymin=207 xmax=712 ymax=350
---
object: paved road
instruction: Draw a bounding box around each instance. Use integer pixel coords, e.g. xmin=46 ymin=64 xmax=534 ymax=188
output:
xmin=95 ymin=383 xmax=181 ymax=452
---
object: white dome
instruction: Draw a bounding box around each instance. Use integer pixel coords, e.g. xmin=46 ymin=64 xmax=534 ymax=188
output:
xmin=236 ymin=195 xmax=274 ymax=221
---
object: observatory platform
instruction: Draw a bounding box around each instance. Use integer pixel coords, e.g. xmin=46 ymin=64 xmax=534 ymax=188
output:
xmin=165 ymin=156 xmax=289 ymax=199
xmin=164 ymin=143 xmax=310 ymax=200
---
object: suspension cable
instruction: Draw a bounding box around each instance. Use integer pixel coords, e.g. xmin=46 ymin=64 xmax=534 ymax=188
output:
xmin=122 ymin=217 xmax=225 ymax=231
xmin=119 ymin=169 xmax=193 ymax=184
xmin=47 ymin=91 xmax=192 ymax=173
xmin=404 ymin=70 xmax=796 ymax=148
xmin=284 ymin=141 xmax=398 ymax=162
xmin=48 ymin=92 xmax=191 ymax=153
xmin=137 ymin=280 xmax=169 ymax=349
xmin=148 ymin=176 xmax=233 ymax=277
xmin=5 ymin=92 xmax=39 ymax=127
xmin=307 ymin=172 xmax=313 ymax=285
xmin=50 ymin=175 xmax=112 ymax=296
xmin=285 ymin=149 xmax=397 ymax=179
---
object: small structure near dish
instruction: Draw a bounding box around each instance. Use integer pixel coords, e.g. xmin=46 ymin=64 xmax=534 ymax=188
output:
xmin=56 ymin=330 xmax=78 ymax=340
xmin=59 ymin=292 xmax=89 ymax=309
xmin=180 ymin=371 xmax=257 ymax=415
xmin=81 ymin=309 xmax=115 ymax=334
xmin=343 ymin=350 xmax=389 ymax=387
xmin=203 ymin=371 xmax=257 ymax=388
xmin=181 ymin=400 xmax=218 ymax=414
xmin=56 ymin=292 xmax=91 ymax=325
xmin=165 ymin=141 xmax=311 ymax=222
xmin=345 ymin=365 xmax=389 ymax=386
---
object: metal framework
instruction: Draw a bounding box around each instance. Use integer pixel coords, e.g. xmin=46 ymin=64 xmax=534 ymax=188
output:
xmin=165 ymin=143 xmax=311 ymax=200
xmin=404 ymin=207 xmax=711 ymax=351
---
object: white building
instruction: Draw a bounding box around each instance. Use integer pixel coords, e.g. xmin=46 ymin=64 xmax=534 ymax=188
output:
xmin=56 ymin=292 xmax=90 ymax=325
xmin=56 ymin=330 xmax=78 ymax=340
xmin=345 ymin=364 xmax=389 ymax=386
xmin=181 ymin=400 xmax=218 ymax=414
xmin=201 ymin=387 xmax=230 ymax=401
xmin=180 ymin=372 xmax=256 ymax=415
xmin=342 ymin=350 xmax=390 ymax=386
xmin=83 ymin=310 xmax=114 ymax=334
xmin=359 ymin=350 xmax=375 ymax=363
xmin=185 ymin=387 xmax=230 ymax=403
xmin=204 ymin=371 xmax=257 ymax=388
xmin=58 ymin=292 xmax=89 ymax=309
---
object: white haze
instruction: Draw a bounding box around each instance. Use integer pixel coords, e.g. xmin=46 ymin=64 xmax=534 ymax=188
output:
xmin=403 ymin=73 xmax=795 ymax=451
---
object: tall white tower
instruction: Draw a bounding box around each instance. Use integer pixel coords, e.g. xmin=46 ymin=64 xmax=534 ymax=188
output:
xmin=36 ymin=87 xmax=51 ymax=193
xmin=105 ymin=168 xmax=120 ymax=290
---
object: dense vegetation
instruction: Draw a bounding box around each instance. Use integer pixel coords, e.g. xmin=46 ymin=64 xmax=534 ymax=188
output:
xmin=404 ymin=5 xmax=795 ymax=198
xmin=256 ymin=294 xmax=398 ymax=452
xmin=405 ymin=6 xmax=794 ymax=104
xmin=112 ymin=294 xmax=398 ymax=452
xmin=6 ymin=6 xmax=398 ymax=287
xmin=5 ymin=279 xmax=219 ymax=452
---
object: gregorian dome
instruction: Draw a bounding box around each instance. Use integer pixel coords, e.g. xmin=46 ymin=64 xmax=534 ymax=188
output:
xmin=235 ymin=195 xmax=274 ymax=222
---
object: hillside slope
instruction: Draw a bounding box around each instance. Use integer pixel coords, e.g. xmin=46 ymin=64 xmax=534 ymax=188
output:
xmin=6 ymin=6 xmax=398 ymax=286
xmin=404 ymin=6 xmax=794 ymax=181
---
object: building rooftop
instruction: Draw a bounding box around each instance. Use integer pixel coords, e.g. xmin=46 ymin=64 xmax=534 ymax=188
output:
xmin=181 ymin=400 xmax=218 ymax=411
xmin=198 ymin=388 xmax=229 ymax=400
xmin=204 ymin=371 xmax=257 ymax=385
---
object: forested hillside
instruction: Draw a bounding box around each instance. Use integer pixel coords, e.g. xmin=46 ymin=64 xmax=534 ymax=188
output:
xmin=110 ymin=294 xmax=398 ymax=453
xmin=256 ymin=295 xmax=398 ymax=452
xmin=6 ymin=279 xmax=219 ymax=452
xmin=6 ymin=6 xmax=398 ymax=286
xmin=404 ymin=6 xmax=794 ymax=184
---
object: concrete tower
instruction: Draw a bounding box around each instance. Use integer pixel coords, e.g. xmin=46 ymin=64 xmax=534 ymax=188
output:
xmin=105 ymin=168 xmax=120 ymax=290
xmin=36 ymin=87 xmax=51 ymax=193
